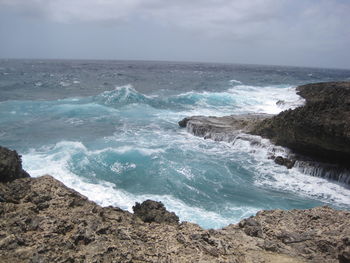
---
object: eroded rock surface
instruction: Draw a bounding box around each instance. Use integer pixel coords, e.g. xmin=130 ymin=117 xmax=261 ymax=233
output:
xmin=253 ymin=82 xmax=350 ymax=166
xmin=0 ymin=174 xmax=349 ymax=262
xmin=178 ymin=114 xmax=270 ymax=142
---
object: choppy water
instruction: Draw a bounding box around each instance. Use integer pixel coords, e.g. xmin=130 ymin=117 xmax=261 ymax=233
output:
xmin=1 ymin=59 xmax=350 ymax=228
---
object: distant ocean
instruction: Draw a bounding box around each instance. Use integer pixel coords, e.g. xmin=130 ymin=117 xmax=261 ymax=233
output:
xmin=1 ymin=59 xmax=350 ymax=228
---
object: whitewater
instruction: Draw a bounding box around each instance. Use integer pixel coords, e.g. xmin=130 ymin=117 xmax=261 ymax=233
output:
xmin=1 ymin=59 xmax=350 ymax=228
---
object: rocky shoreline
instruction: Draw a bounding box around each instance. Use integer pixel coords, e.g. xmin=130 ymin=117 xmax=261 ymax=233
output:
xmin=1 ymin=81 xmax=350 ymax=262
xmin=0 ymin=146 xmax=350 ymax=262
xmin=179 ymin=82 xmax=350 ymax=183
xmin=253 ymin=82 xmax=350 ymax=166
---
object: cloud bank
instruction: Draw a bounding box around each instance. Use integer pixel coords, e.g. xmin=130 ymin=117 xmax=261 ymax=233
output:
xmin=0 ymin=0 xmax=349 ymax=68
xmin=1 ymin=0 xmax=349 ymax=42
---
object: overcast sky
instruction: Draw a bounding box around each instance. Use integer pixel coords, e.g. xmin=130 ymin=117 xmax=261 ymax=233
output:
xmin=0 ymin=0 xmax=349 ymax=69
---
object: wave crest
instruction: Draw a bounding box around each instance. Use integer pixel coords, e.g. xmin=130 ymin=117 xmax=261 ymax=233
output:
xmin=93 ymin=85 xmax=152 ymax=107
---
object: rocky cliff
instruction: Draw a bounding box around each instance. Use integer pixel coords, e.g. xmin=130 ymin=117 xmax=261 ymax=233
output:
xmin=252 ymin=82 xmax=350 ymax=166
xmin=1 ymin=147 xmax=350 ymax=262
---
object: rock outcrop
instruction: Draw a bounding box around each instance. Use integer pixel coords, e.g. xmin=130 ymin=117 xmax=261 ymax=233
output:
xmin=178 ymin=114 xmax=270 ymax=142
xmin=253 ymin=82 xmax=350 ymax=166
xmin=0 ymin=146 xmax=29 ymax=183
xmin=179 ymin=82 xmax=350 ymax=181
xmin=1 ymin=175 xmax=350 ymax=262
xmin=133 ymin=199 xmax=179 ymax=225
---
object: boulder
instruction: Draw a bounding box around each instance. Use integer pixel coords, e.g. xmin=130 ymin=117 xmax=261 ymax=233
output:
xmin=132 ymin=199 xmax=179 ymax=225
xmin=274 ymin=156 xmax=295 ymax=169
xmin=0 ymin=146 xmax=30 ymax=183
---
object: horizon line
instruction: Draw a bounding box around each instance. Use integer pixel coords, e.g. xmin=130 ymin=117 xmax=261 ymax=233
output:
xmin=1 ymin=57 xmax=350 ymax=71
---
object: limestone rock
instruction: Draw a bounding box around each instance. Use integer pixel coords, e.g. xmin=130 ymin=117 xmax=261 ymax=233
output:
xmin=178 ymin=114 xmax=270 ymax=142
xmin=0 ymin=175 xmax=349 ymax=262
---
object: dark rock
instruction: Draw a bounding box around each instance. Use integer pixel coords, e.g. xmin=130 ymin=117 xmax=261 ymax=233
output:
xmin=263 ymin=240 xmax=279 ymax=252
xmin=0 ymin=146 xmax=30 ymax=183
xmin=274 ymin=156 xmax=295 ymax=169
xmin=132 ymin=199 xmax=179 ymax=225
xmin=178 ymin=117 xmax=190 ymax=128
xmin=338 ymin=250 xmax=350 ymax=263
xmin=253 ymin=82 xmax=350 ymax=167
xmin=276 ymin=100 xmax=285 ymax=106
xmin=239 ymin=218 xmax=263 ymax=238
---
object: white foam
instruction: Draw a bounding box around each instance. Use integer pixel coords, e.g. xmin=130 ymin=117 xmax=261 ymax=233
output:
xmin=92 ymin=145 xmax=165 ymax=156
xmin=161 ymin=85 xmax=304 ymax=118
xmin=174 ymin=132 xmax=350 ymax=208
xmin=175 ymin=167 xmax=194 ymax=179
xmin=59 ymin=81 xmax=71 ymax=87
xmin=229 ymin=79 xmax=242 ymax=84
xmin=21 ymin=140 xmax=259 ymax=229
xmin=111 ymin=162 xmax=136 ymax=174
xmin=230 ymin=136 xmax=350 ymax=207
xmin=228 ymin=85 xmax=305 ymax=114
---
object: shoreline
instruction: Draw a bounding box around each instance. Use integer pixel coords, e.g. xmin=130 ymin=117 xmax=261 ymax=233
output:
xmin=179 ymin=82 xmax=350 ymax=184
xmin=1 ymin=123 xmax=350 ymax=262
xmin=1 ymin=172 xmax=350 ymax=262
xmin=1 ymin=81 xmax=350 ymax=261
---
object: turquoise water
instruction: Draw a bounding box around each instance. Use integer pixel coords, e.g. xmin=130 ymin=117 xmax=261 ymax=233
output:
xmin=1 ymin=59 xmax=350 ymax=228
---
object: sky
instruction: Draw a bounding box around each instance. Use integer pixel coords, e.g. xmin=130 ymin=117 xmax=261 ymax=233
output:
xmin=0 ymin=0 xmax=349 ymax=69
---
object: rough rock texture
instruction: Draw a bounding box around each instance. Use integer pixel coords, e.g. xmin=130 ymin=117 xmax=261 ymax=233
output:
xmin=253 ymin=82 xmax=350 ymax=166
xmin=273 ymin=156 xmax=296 ymax=169
xmin=178 ymin=114 xmax=271 ymax=142
xmin=0 ymin=146 xmax=29 ymax=183
xmin=133 ymin=199 xmax=179 ymax=225
xmin=1 ymin=175 xmax=350 ymax=263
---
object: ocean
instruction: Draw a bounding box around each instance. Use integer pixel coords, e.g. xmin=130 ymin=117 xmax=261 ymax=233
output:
xmin=1 ymin=59 xmax=350 ymax=229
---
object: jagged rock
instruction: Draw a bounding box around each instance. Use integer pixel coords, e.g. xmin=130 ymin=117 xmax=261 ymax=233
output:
xmin=274 ymin=156 xmax=296 ymax=169
xmin=253 ymin=82 xmax=350 ymax=166
xmin=1 ymin=175 xmax=350 ymax=262
xmin=132 ymin=199 xmax=179 ymax=225
xmin=0 ymin=146 xmax=29 ymax=183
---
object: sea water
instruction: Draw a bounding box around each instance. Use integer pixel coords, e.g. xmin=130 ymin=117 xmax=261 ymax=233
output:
xmin=1 ymin=59 xmax=350 ymax=229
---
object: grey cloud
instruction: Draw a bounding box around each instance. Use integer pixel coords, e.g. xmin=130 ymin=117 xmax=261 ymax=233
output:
xmin=1 ymin=0 xmax=348 ymax=44
xmin=1 ymin=0 xmax=349 ymax=42
xmin=0 ymin=0 xmax=349 ymax=68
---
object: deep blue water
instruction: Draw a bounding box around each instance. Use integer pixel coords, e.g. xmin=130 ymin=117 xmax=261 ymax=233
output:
xmin=1 ymin=59 xmax=350 ymax=228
